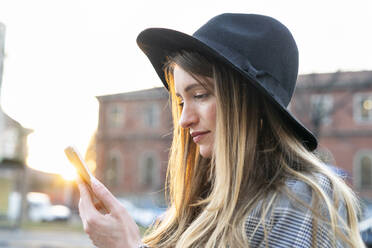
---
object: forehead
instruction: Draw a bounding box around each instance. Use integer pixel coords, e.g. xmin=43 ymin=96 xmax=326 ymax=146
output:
xmin=173 ymin=65 xmax=207 ymax=95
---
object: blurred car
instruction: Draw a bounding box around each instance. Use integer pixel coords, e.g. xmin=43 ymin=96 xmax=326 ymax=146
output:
xmin=48 ymin=204 xmax=72 ymax=221
xmin=27 ymin=192 xmax=71 ymax=222
xmin=117 ymin=198 xmax=165 ymax=227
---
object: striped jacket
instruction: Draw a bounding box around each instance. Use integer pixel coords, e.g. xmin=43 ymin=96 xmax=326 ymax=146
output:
xmin=245 ymin=173 xmax=348 ymax=247
xmin=140 ymin=172 xmax=349 ymax=247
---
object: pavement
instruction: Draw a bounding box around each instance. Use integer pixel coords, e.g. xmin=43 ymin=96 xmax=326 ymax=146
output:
xmin=0 ymin=229 xmax=94 ymax=248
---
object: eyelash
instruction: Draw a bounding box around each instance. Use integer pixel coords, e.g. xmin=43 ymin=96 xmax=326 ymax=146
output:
xmin=178 ymin=93 xmax=209 ymax=107
xmin=194 ymin=93 xmax=209 ymax=99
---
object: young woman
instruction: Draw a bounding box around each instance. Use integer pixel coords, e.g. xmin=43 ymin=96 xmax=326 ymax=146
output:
xmin=77 ymin=13 xmax=365 ymax=247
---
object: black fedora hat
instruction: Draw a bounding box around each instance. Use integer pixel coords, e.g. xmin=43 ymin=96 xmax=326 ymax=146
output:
xmin=137 ymin=13 xmax=317 ymax=151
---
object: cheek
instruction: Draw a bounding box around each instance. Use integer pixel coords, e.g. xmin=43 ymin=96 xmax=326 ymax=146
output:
xmin=207 ymin=103 xmax=216 ymax=131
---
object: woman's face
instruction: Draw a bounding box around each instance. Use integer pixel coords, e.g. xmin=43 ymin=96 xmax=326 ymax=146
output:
xmin=173 ymin=65 xmax=216 ymax=158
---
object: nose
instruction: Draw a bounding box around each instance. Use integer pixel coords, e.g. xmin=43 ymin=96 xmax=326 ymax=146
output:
xmin=178 ymin=103 xmax=198 ymax=128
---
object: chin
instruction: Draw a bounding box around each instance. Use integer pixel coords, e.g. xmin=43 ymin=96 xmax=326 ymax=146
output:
xmin=199 ymin=146 xmax=212 ymax=158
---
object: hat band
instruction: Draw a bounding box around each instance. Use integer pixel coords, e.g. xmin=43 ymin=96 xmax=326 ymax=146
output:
xmin=255 ymin=73 xmax=291 ymax=107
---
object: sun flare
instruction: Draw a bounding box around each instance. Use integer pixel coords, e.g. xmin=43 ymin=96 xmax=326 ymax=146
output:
xmin=26 ymin=132 xmax=84 ymax=182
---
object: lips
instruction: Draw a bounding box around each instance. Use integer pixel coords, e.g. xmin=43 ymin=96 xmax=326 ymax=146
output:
xmin=191 ymin=131 xmax=210 ymax=143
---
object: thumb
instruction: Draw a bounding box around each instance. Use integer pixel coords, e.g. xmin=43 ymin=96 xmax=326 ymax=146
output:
xmin=91 ymin=177 xmax=119 ymax=212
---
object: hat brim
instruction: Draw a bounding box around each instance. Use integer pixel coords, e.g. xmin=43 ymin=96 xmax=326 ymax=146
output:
xmin=137 ymin=28 xmax=317 ymax=151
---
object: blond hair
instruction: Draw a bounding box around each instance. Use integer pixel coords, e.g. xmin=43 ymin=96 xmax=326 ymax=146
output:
xmin=142 ymin=51 xmax=365 ymax=247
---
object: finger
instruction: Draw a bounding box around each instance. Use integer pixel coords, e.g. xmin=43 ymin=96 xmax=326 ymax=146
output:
xmin=78 ymin=180 xmax=109 ymax=214
xmin=78 ymin=188 xmax=89 ymax=229
xmin=91 ymin=177 xmax=120 ymax=212
xmin=78 ymin=198 xmax=88 ymax=229
xmin=78 ymin=181 xmax=92 ymax=202
xmin=94 ymin=201 xmax=108 ymax=214
xmin=78 ymin=182 xmax=100 ymax=217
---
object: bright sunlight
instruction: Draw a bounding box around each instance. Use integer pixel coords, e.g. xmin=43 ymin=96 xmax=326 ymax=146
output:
xmin=27 ymin=132 xmax=79 ymax=181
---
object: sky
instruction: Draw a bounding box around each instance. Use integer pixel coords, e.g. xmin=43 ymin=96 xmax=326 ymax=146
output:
xmin=0 ymin=0 xmax=371 ymax=179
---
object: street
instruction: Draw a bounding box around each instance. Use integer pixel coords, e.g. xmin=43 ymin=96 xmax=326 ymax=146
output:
xmin=0 ymin=229 xmax=94 ymax=248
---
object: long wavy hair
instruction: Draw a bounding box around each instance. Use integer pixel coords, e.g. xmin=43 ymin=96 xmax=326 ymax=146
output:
xmin=142 ymin=51 xmax=364 ymax=247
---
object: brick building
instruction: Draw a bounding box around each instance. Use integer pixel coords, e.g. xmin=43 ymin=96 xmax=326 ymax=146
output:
xmin=96 ymin=70 xmax=372 ymax=203
xmin=96 ymin=87 xmax=172 ymax=205
xmin=293 ymin=71 xmax=372 ymax=199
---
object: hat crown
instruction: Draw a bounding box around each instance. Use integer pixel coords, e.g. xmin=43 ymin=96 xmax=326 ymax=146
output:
xmin=193 ymin=13 xmax=299 ymax=106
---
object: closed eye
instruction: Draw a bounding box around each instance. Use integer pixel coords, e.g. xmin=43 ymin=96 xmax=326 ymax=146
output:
xmin=177 ymin=93 xmax=209 ymax=107
xmin=194 ymin=93 xmax=209 ymax=99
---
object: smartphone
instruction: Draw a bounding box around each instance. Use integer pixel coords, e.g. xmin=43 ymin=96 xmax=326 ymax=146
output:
xmin=64 ymin=146 xmax=93 ymax=186
xmin=64 ymin=146 xmax=108 ymax=213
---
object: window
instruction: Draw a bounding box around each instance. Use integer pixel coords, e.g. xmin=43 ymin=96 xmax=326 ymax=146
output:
xmin=354 ymin=94 xmax=372 ymax=123
xmin=354 ymin=151 xmax=372 ymax=190
xmin=139 ymin=152 xmax=159 ymax=189
xmin=1 ymin=128 xmax=19 ymax=160
xmin=361 ymin=156 xmax=372 ymax=188
xmin=310 ymin=94 xmax=333 ymax=125
xmin=107 ymin=104 xmax=124 ymax=128
xmin=105 ymin=151 xmax=122 ymax=188
xmin=143 ymin=104 xmax=160 ymax=128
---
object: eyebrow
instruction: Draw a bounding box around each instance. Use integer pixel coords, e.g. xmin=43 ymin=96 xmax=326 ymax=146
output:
xmin=175 ymin=83 xmax=202 ymax=97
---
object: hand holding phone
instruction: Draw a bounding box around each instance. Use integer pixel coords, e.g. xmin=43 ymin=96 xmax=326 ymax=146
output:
xmin=64 ymin=146 xmax=109 ymax=213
